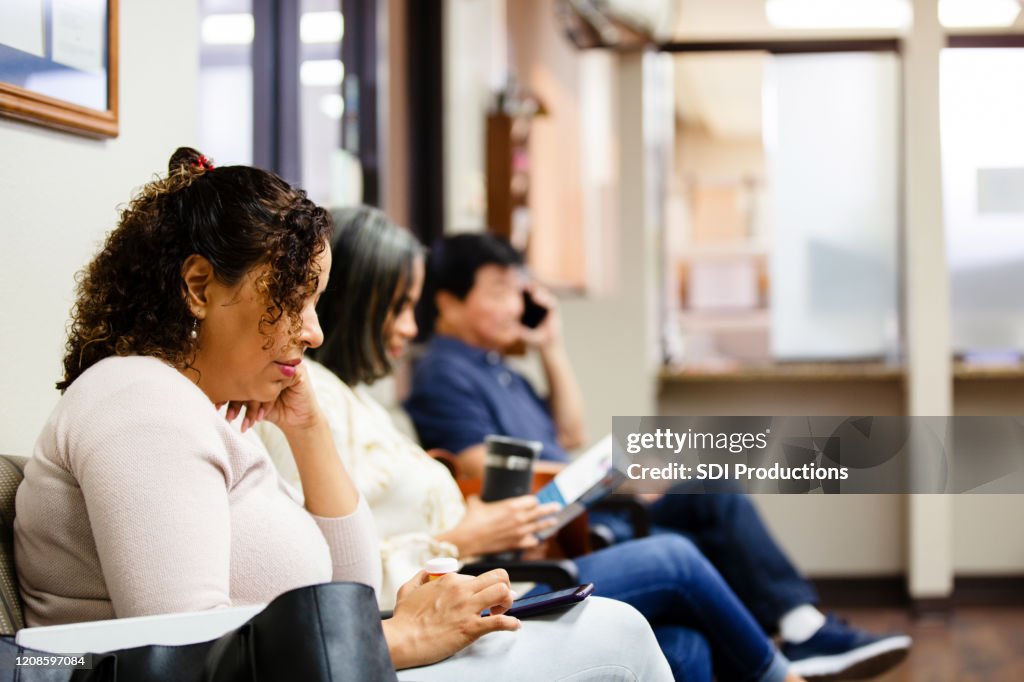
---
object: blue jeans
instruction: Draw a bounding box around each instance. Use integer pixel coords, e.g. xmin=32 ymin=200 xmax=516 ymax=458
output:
xmin=590 ymin=482 xmax=819 ymax=634
xmin=528 ymin=535 xmax=788 ymax=682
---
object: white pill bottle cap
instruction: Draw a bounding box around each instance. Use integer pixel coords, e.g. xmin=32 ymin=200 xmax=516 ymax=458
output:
xmin=425 ymin=557 xmax=459 ymax=575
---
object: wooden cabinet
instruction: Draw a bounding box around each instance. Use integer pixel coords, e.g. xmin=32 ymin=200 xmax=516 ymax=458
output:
xmin=485 ymin=107 xmax=540 ymax=248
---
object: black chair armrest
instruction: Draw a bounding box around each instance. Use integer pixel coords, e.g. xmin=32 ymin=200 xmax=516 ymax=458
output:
xmin=589 ymin=494 xmax=651 ymax=538
xmin=462 ymin=559 xmax=579 ymax=590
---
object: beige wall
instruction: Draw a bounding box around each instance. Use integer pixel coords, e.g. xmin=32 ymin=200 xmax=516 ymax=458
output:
xmin=954 ymin=496 xmax=1024 ymax=574
xmin=506 ymin=0 xmax=586 ymax=288
xmin=952 ymin=379 xmax=1024 ymax=574
xmin=383 ymin=0 xmax=410 ymax=227
xmin=0 ymin=0 xmax=199 ymax=456
xmin=676 ymin=125 xmax=764 ymax=179
xmin=660 ymin=380 xmax=907 ymax=574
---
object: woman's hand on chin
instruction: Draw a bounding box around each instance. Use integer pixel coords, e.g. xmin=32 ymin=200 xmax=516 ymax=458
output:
xmin=223 ymin=363 xmax=323 ymax=434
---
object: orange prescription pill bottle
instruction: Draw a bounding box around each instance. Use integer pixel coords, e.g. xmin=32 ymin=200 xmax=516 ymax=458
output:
xmin=425 ymin=557 xmax=459 ymax=581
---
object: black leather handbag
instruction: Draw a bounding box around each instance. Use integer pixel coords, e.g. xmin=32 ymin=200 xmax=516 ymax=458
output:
xmin=0 ymin=582 xmax=398 ymax=682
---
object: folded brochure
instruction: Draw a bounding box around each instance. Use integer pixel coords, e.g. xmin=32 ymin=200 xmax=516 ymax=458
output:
xmin=534 ymin=435 xmax=625 ymax=540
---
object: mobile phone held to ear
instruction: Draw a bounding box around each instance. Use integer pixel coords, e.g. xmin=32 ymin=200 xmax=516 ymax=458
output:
xmin=521 ymin=290 xmax=549 ymax=329
xmin=504 ymin=583 xmax=594 ymax=618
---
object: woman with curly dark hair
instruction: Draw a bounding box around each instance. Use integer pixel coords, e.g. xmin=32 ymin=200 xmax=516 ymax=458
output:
xmin=12 ymin=149 xmax=671 ymax=680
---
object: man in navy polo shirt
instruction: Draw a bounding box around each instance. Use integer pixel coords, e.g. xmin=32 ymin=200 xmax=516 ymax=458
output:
xmin=405 ymin=233 xmax=911 ymax=681
xmin=405 ymin=234 xmax=583 ymax=475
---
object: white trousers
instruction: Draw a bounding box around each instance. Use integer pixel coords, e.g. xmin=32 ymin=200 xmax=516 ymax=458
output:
xmin=396 ymin=596 xmax=673 ymax=681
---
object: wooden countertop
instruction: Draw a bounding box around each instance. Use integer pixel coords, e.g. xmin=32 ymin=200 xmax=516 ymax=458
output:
xmin=953 ymin=360 xmax=1024 ymax=380
xmin=660 ymin=360 xmax=1024 ymax=383
xmin=659 ymin=362 xmax=904 ymax=383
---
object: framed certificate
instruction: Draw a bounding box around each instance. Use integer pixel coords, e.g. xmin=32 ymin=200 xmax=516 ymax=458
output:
xmin=0 ymin=0 xmax=118 ymax=138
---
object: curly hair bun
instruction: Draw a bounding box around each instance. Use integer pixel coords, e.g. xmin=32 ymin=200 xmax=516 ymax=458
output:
xmin=169 ymin=146 xmax=215 ymax=174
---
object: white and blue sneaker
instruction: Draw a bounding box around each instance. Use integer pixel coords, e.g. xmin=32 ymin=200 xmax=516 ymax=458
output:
xmin=783 ymin=614 xmax=911 ymax=680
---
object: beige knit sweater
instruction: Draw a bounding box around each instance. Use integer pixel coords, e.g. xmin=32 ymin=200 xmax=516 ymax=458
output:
xmin=14 ymin=355 xmax=381 ymax=627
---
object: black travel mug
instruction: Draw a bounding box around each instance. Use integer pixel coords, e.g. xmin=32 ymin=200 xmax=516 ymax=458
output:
xmin=480 ymin=435 xmax=543 ymax=502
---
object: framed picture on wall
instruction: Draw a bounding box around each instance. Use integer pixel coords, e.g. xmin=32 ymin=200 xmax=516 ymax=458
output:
xmin=0 ymin=0 xmax=118 ymax=138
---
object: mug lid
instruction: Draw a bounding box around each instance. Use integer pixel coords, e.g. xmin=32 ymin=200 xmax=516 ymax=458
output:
xmin=484 ymin=435 xmax=543 ymax=458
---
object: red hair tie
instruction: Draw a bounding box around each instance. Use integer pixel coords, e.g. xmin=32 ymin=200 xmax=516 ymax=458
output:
xmin=192 ymin=155 xmax=215 ymax=171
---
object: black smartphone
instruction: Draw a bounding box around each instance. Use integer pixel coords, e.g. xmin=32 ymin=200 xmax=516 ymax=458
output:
xmin=521 ymin=290 xmax=549 ymax=329
xmin=504 ymin=583 xmax=594 ymax=618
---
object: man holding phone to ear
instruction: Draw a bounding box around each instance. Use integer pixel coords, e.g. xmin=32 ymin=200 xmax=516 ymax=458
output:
xmin=405 ymin=232 xmax=911 ymax=681
xmin=408 ymin=233 xmax=586 ymax=477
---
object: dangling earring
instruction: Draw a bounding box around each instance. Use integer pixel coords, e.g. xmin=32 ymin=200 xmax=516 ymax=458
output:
xmin=190 ymin=318 xmax=199 ymax=340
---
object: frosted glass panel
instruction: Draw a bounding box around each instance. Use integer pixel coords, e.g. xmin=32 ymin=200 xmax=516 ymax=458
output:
xmin=767 ymin=52 xmax=900 ymax=361
xmin=942 ymin=49 xmax=1024 ymax=354
xmin=198 ymin=0 xmax=253 ymax=166
xmin=199 ymin=65 xmax=253 ymax=166
xmin=299 ymin=0 xmax=344 ymax=207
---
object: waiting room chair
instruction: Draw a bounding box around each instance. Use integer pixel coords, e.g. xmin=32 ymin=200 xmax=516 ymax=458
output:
xmin=0 ymin=454 xmax=26 ymax=635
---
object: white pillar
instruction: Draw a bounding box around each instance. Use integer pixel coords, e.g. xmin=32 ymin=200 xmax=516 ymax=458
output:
xmin=611 ymin=51 xmax=661 ymax=417
xmin=904 ymin=0 xmax=954 ymax=600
